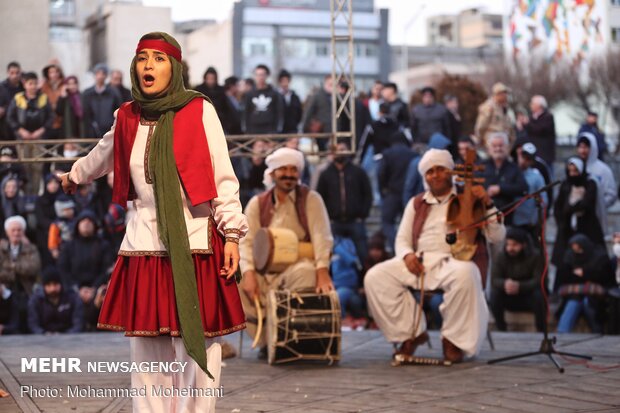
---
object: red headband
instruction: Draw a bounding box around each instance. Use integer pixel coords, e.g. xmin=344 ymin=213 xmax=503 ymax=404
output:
xmin=135 ymin=39 xmax=182 ymax=62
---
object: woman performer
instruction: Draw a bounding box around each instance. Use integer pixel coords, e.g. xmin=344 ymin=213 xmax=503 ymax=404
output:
xmin=59 ymin=32 xmax=247 ymax=412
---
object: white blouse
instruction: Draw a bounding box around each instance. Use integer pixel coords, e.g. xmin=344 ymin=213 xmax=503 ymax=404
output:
xmin=69 ymin=100 xmax=248 ymax=255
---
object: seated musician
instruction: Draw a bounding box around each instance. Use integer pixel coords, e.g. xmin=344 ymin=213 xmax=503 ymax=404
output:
xmin=364 ymin=149 xmax=505 ymax=363
xmin=239 ymin=147 xmax=334 ymax=357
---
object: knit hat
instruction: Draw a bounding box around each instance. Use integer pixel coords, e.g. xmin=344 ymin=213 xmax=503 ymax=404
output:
xmin=54 ymin=194 xmax=75 ymax=217
xmin=42 ymin=267 xmax=62 ymax=285
xmin=506 ymin=227 xmax=529 ymax=245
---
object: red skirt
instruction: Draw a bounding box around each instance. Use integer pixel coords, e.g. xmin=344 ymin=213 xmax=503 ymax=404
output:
xmin=97 ymin=228 xmax=246 ymax=337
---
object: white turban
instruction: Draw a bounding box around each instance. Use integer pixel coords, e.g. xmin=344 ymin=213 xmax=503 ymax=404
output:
xmin=418 ymin=148 xmax=455 ymax=178
xmin=4 ymin=215 xmax=26 ymax=232
xmin=263 ymin=148 xmax=305 ymax=187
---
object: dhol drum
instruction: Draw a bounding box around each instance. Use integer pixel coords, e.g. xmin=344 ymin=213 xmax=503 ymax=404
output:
xmin=253 ymin=228 xmax=314 ymax=274
xmin=266 ymin=289 xmax=341 ymax=365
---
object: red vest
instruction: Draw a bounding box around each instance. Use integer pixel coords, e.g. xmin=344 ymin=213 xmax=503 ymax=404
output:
xmin=112 ymin=98 xmax=218 ymax=209
xmin=258 ymin=185 xmax=311 ymax=242
xmin=411 ymin=193 xmax=489 ymax=285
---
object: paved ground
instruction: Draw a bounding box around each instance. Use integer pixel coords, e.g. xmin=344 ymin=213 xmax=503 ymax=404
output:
xmin=1 ymin=330 xmax=619 ymax=412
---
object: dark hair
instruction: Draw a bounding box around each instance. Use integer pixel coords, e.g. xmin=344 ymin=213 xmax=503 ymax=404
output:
xmin=42 ymin=64 xmax=62 ymax=81
xmin=244 ymin=77 xmax=255 ymax=88
xmin=379 ymin=102 xmax=390 ymax=114
xmin=443 ymin=94 xmax=457 ymax=103
xmin=224 ymin=76 xmax=239 ymax=89
xmin=339 ymin=81 xmax=350 ymax=92
xmin=203 ymin=66 xmax=217 ymax=79
xmin=255 ymin=64 xmax=270 ymax=75
xmin=7 ymin=61 xmax=20 ymax=71
xmin=22 ymin=72 xmax=37 ymax=82
xmin=421 ymin=86 xmax=435 ymax=96
xmin=383 ymin=82 xmax=397 ymax=92
xmin=278 ymin=69 xmax=291 ymax=81
xmin=458 ymin=136 xmax=475 ymax=145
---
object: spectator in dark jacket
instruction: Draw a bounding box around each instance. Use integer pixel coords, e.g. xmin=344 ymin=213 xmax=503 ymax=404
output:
xmin=577 ymin=111 xmax=606 ymax=160
xmin=195 ymin=67 xmax=240 ymax=135
xmin=278 ymin=69 xmax=303 ymax=134
xmin=243 ymin=64 xmax=284 ymax=134
xmin=35 ymin=174 xmax=61 ymax=267
xmin=109 ymin=70 xmax=132 ymax=103
xmin=82 ymin=64 xmax=122 ymax=138
xmin=359 ymin=102 xmax=401 ymax=159
xmin=555 ymin=234 xmax=614 ymax=333
xmin=0 ymin=146 xmax=27 ymax=189
xmin=518 ymin=95 xmax=556 ymax=166
xmin=337 ymin=81 xmax=371 ymax=148
xmin=0 ymin=282 xmax=20 ymax=334
xmin=378 ymin=132 xmax=416 ymax=251
xmin=482 ymin=132 xmax=528 ymax=226
xmin=56 ymin=76 xmax=85 ymax=139
xmin=381 ymin=82 xmax=409 ymax=130
xmin=7 ymin=71 xmax=53 ymax=194
xmin=28 ymin=267 xmax=83 ymax=334
xmin=410 ymin=86 xmax=451 ymax=144
xmin=490 ymin=227 xmax=545 ymax=332
xmin=223 ymin=76 xmax=242 ymax=135
xmin=58 ymin=210 xmax=113 ymax=291
xmin=551 ymin=157 xmax=605 ymax=267
xmin=0 ymin=176 xmax=27 ymax=224
xmin=0 ymin=62 xmax=24 ymax=140
xmin=317 ymin=142 xmax=372 ymax=261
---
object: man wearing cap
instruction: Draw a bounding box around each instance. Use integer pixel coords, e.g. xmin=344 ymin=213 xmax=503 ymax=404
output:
xmin=513 ymin=142 xmax=548 ymax=241
xmin=364 ymin=149 xmax=505 ymax=363
xmin=82 ymin=63 xmax=123 ymax=138
xmin=475 ymin=82 xmax=515 ymax=149
xmin=239 ymin=147 xmax=334 ymax=355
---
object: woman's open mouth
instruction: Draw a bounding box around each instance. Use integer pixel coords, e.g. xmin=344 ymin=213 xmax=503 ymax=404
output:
xmin=142 ymin=74 xmax=155 ymax=87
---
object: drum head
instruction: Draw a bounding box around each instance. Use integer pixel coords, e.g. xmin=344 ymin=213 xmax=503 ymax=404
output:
xmin=253 ymin=228 xmax=274 ymax=274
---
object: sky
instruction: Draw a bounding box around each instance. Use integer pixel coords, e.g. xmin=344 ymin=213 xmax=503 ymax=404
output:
xmin=142 ymin=0 xmax=506 ymax=46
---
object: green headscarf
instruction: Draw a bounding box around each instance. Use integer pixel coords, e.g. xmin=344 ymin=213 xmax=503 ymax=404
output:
xmin=130 ymin=32 xmax=212 ymax=379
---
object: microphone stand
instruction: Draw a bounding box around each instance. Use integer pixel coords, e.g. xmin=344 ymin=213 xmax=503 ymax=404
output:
xmin=483 ymin=181 xmax=592 ymax=373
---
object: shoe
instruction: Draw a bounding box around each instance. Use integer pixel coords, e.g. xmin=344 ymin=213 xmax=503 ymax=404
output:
xmin=442 ymin=338 xmax=464 ymax=363
xmin=393 ymin=331 xmax=429 ymax=359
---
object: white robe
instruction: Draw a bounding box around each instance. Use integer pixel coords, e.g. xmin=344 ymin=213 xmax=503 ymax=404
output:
xmin=364 ymin=188 xmax=505 ymax=357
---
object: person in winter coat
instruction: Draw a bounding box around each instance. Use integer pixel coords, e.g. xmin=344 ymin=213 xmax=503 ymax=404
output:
xmin=35 ymin=174 xmax=61 ymax=266
xmin=242 ymin=64 xmax=284 ymax=134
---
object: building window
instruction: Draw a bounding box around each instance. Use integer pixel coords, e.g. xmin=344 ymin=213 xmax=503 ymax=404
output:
xmin=242 ymin=38 xmax=273 ymax=58
xmin=50 ymin=0 xmax=76 ymax=26
xmin=612 ymin=0 xmax=620 ymax=6
xmin=612 ymin=27 xmax=620 ymax=42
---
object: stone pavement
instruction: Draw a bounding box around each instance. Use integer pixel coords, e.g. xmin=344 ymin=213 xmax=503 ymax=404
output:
xmin=1 ymin=330 xmax=619 ymax=412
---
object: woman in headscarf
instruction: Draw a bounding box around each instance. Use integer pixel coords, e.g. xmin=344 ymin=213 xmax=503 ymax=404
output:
xmin=555 ymin=233 xmax=614 ymax=333
xmin=551 ymin=157 xmax=605 ymax=267
xmin=59 ymin=32 xmax=247 ymax=413
xmin=56 ymin=75 xmax=84 ymax=138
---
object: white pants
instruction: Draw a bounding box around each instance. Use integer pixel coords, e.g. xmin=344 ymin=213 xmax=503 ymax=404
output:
xmin=364 ymin=255 xmax=488 ymax=357
xmin=129 ymin=336 xmax=221 ymax=413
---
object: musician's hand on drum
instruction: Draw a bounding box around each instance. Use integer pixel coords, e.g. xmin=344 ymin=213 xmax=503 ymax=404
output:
xmin=315 ymin=267 xmax=334 ymax=294
xmin=58 ymin=172 xmax=77 ymax=195
xmin=404 ymin=253 xmax=424 ymax=276
xmin=241 ymin=270 xmax=260 ymax=299
xmin=471 ymin=185 xmax=491 ymax=206
xmin=220 ymin=241 xmax=240 ymax=279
